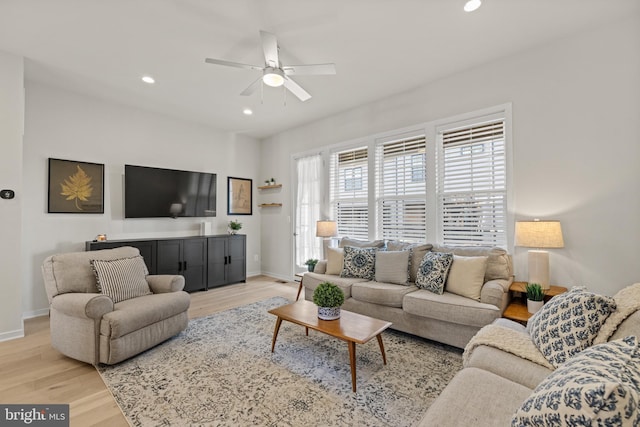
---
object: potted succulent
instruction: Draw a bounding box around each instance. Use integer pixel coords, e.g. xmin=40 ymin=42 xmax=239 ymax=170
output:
xmin=525 ymin=283 xmax=545 ymax=314
xmin=304 ymin=258 xmax=318 ymax=272
xmin=228 ymin=220 xmax=242 ymax=235
xmin=313 ymin=282 xmax=345 ymax=320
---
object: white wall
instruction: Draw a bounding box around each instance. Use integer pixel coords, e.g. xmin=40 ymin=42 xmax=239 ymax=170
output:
xmin=21 ymin=82 xmax=262 ymax=317
xmin=260 ymin=14 xmax=640 ymax=295
xmin=0 ymin=52 xmax=25 ymax=340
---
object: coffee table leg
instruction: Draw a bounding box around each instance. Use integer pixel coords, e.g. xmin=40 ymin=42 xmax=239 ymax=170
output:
xmin=271 ymin=317 xmax=283 ymax=353
xmin=348 ymin=341 xmax=357 ymax=392
xmin=376 ymin=334 xmax=387 ymax=365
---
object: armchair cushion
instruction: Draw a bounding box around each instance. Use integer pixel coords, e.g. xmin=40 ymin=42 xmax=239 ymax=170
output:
xmin=90 ymin=256 xmax=152 ymax=303
xmin=146 ymin=275 xmax=186 ymax=293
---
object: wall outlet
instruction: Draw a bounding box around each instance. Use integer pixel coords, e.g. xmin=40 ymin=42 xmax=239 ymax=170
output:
xmin=254 ymin=254 xmax=259 ymax=262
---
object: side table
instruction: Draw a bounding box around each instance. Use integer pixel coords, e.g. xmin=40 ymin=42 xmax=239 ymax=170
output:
xmin=503 ymin=281 xmax=568 ymax=324
xmin=294 ymin=271 xmax=308 ymax=301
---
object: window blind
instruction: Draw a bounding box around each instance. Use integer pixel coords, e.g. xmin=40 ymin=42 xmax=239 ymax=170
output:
xmin=438 ymin=120 xmax=506 ymax=247
xmin=330 ymin=147 xmax=369 ymax=240
xmin=375 ymin=135 xmax=427 ymax=242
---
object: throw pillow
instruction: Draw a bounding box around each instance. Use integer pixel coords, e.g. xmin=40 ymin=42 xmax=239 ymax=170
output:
xmin=512 ymin=336 xmax=640 ymax=427
xmin=325 ymin=247 xmax=344 ymax=275
xmin=415 ymin=252 xmax=454 ymax=294
xmin=375 ymin=251 xmax=410 ymax=285
xmin=341 ymin=246 xmax=377 ymax=280
xmin=528 ymin=286 xmax=617 ymax=368
xmin=339 ymin=237 xmax=385 ymax=249
xmin=90 ymin=256 xmax=152 ymax=303
xmin=445 ymin=255 xmax=488 ymax=301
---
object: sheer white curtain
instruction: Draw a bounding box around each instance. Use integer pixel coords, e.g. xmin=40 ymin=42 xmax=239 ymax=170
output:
xmin=295 ymin=154 xmax=323 ymax=267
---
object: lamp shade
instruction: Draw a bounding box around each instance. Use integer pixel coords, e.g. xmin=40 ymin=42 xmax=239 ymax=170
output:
xmin=316 ymin=220 xmax=338 ymax=238
xmin=515 ymin=220 xmax=564 ymax=248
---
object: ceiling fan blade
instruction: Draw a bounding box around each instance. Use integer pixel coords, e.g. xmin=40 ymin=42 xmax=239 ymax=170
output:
xmin=283 ymin=63 xmax=336 ymax=76
xmin=240 ymin=77 xmax=262 ymax=96
xmin=205 ymin=58 xmax=263 ymax=71
xmin=283 ymin=77 xmax=311 ymax=102
xmin=260 ymin=30 xmax=279 ymax=68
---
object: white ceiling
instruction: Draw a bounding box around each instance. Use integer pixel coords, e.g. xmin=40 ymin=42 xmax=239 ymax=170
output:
xmin=1 ymin=0 xmax=638 ymax=139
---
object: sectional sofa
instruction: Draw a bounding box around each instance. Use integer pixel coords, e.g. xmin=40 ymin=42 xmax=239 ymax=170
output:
xmin=302 ymin=237 xmax=513 ymax=349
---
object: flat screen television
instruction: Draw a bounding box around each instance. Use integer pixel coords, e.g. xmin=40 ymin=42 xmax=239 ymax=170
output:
xmin=125 ymin=164 xmax=216 ymax=218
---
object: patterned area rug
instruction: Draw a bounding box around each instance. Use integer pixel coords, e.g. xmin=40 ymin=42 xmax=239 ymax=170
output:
xmin=97 ymin=297 xmax=462 ymax=426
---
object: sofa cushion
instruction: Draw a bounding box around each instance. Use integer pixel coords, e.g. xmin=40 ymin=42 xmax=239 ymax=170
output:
xmin=512 ymin=336 xmax=640 ymax=427
xmin=403 ymin=289 xmax=500 ymax=327
xmin=302 ymin=272 xmax=365 ymax=300
xmin=90 ymin=256 xmax=152 ymax=303
xmin=100 ymin=291 xmax=191 ymax=339
xmin=341 ymin=246 xmax=377 ymax=280
xmin=325 ymin=247 xmax=344 ymax=275
xmin=445 ymin=255 xmax=488 ymax=301
xmin=415 ymin=252 xmax=453 ymax=294
xmin=339 ymin=237 xmax=385 ymax=249
xmin=386 ymin=241 xmax=433 ymax=283
xmin=432 ymin=244 xmax=511 ymax=281
xmin=375 ymin=250 xmax=410 ymax=285
xmin=419 ymin=367 xmax=533 ymax=427
xmin=528 ymin=286 xmax=617 ymax=367
xmin=351 ymin=281 xmax=418 ymax=308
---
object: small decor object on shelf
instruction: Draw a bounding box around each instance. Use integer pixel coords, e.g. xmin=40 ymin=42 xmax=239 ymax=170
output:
xmin=228 ymin=220 xmax=242 ymax=235
xmin=95 ymin=234 xmax=107 ymax=242
xmin=525 ymin=282 xmax=545 ymax=314
xmin=312 ymin=282 xmax=345 ymax=320
xmin=270 ymin=177 xmax=276 ymax=185
xmin=304 ymin=258 xmax=318 ymax=272
xmin=264 ymin=179 xmax=270 ymax=185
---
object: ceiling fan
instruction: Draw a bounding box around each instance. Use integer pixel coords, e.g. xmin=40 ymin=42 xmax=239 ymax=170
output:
xmin=205 ymin=30 xmax=336 ymax=102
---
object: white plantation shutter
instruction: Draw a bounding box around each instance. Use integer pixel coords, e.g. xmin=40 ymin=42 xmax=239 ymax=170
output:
xmin=437 ymin=119 xmax=506 ymax=247
xmin=375 ymin=135 xmax=427 ymax=242
xmin=330 ymin=147 xmax=369 ymax=240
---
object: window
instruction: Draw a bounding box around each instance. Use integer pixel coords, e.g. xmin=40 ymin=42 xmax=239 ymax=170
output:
xmin=330 ymin=147 xmax=369 ymax=240
xmin=375 ymin=135 xmax=427 ymax=242
xmin=437 ymin=119 xmax=506 ymax=247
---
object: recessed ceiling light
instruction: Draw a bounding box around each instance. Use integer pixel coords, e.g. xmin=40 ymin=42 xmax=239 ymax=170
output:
xmin=243 ymin=108 xmax=253 ymax=116
xmin=464 ymin=0 xmax=482 ymax=12
xmin=141 ymin=75 xmax=155 ymax=84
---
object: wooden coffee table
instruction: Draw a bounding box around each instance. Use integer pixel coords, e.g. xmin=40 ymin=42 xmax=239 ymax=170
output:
xmin=268 ymin=300 xmax=392 ymax=392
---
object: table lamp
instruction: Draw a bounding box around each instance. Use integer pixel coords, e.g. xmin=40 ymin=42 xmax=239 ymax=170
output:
xmin=316 ymin=220 xmax=338 ymax=259
xmin=515 ymin=219 xmax=564 ymax=290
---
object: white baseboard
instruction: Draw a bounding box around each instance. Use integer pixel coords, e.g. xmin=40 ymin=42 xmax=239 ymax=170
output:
xmin=23 ymin=308 xmax=49 ymax=319
xmin=260 ymin=271 xmax=294 ymax=283
xmin=0 ymin=327 xmax=24 ymax=342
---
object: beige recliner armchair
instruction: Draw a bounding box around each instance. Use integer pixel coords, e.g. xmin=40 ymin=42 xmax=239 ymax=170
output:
xmin=42 ymin=246 xmax=190 ymax=365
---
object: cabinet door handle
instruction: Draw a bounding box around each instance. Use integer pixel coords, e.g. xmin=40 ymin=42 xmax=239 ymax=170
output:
xmin=228 ymin=256 xmax=232 ymax=264
xmin=183 ymin=261 xmax=187 ymax=270
xmin=178 ymin=261 xmax=182 ymax=271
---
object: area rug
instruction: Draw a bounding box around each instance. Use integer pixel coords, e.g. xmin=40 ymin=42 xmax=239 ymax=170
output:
xmin=97 ymin=297 xmax=462 ymax=426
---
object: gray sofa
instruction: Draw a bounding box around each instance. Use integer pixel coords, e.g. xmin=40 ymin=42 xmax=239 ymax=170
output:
xmin=420 ymin=283 xmax=640 ymax=426
xmin=42 ymin=246 xmax=190 ymax=365
xmin=303 ymin=238 xmax=513 ymax=349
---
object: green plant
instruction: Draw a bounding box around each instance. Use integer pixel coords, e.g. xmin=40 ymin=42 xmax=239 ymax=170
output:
xmin=229 ymin=220 xmax=242 ymax=231
xmin=525 ymin=283 xmax=545 ymax=302
xmin=304 ymin=259 xmax=318 ymax=267
xmin=313 ymin=282 xmax=345 ymax=308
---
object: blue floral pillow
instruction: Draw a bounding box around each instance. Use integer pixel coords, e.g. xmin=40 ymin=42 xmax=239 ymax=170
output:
xmin=415 ymin=252 xmax=453 ymax=294
xmin=340 ymin=246 xmax=377 ymax=280
xmin=512 ymin=336 xmax=640 ymax=426
xmin=528 ymin=286 xmax=616 ymax=368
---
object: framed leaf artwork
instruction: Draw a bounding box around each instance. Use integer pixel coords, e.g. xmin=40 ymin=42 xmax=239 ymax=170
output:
xmin=227 ymin=177 xmax=252 ymax=215
xmin=48 ymin=158 xmax=104 ymax=214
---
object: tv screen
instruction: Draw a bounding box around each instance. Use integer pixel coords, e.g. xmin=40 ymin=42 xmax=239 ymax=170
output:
xmin=125 ymin=165 xmax=216 ymax=218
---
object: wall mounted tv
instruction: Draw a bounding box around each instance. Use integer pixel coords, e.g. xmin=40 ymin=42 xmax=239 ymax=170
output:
xmin=125 ymin=164 xmax=216 ymax=218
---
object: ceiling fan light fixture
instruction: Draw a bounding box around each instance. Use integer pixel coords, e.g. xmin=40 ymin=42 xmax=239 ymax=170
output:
xmin=464 ymin=0 xmax=482 ymax=12
xmin=262 ymin=68 xmax=284 ymax=87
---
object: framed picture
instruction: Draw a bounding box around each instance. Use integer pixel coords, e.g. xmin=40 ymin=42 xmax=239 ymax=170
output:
xmin=48 ymin=158 xmax=104 ymax=214
xmin=227 ymin=176 xmax=252 ymax=215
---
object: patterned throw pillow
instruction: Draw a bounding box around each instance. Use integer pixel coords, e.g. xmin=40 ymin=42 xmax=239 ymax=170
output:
xmin=528 ymin=286 xmax=617 ymax=368
xmin=415 ymin=252 xmax=454 ymax=294
xmin=512 ymin=336 xmax=640 ymax=427
xmin=341 ymin=246 xmax=377 ymax=280
xmin=90 ymin=256 xmax=152 ymax=303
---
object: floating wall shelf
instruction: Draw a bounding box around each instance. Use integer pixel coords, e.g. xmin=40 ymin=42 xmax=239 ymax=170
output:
xmin=258 ymin=184 xmax=282 ymax=190
xmin=259 ymin=203 xmax=282 ymax=208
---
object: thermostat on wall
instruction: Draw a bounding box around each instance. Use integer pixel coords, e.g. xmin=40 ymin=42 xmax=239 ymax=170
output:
xmin=1 ymin=189 xmax=15 ymax=199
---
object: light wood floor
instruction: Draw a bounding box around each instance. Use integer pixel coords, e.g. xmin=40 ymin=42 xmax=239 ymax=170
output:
xmin=0 ymin=276 xmax=301 ymax=427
